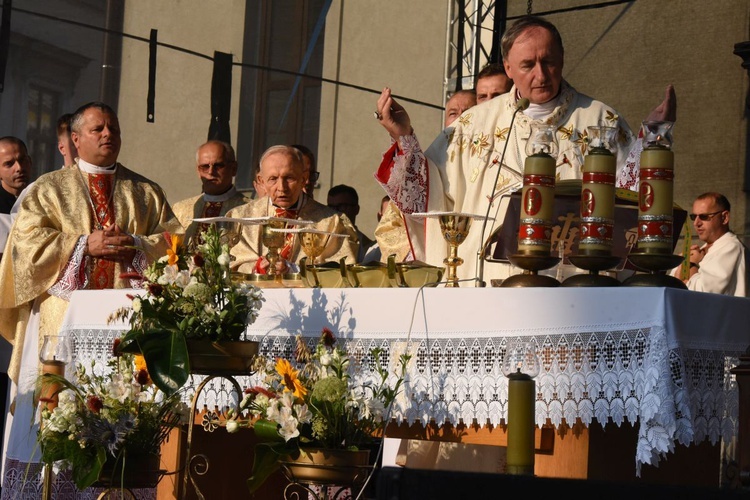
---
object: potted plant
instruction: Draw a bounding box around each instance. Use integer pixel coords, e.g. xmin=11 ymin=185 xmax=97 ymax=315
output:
xmin=226 ymin=328 xmax=410 ymax=495
xmin=38 ymin=350 xmax=189 ymax=490
xmin=110 ymin=225 xmax=265 ymax=395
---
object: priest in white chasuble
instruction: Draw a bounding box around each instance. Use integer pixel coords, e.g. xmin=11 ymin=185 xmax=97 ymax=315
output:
xmin=172 ymin=140 xmax=249 ymax=249
xmin=228 ymin=145 xmax=358 ymax=275
xmin=374 ymin=15 xmax=676 ymax=284
xmin=0 ymin=102 xmax=180 ymax=497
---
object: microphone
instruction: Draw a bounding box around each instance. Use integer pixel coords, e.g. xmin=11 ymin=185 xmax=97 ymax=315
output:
xmin=475 ymin=97 xmax=530 ymax=287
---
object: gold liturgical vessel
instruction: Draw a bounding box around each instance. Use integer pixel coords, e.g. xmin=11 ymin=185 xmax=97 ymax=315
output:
xmin=438 ymin=213 xmax=474 ymax=287
xmin=502 ymin=123 xmax=560 ymax=287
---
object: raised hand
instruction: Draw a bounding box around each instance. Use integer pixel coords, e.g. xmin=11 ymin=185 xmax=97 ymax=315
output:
xmin=646 ymin=84 xmax=676 ymax=123
xmin=376 ymin=87 xmax=413 ymax=141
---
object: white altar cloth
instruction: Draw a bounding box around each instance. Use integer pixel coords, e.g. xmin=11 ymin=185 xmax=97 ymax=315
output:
xmin=59 ymin=287 xmax=750 ymax=475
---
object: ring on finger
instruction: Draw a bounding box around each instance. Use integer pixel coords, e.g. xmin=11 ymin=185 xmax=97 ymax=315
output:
xmin=374 ymin=110 xmax=383 ymax=120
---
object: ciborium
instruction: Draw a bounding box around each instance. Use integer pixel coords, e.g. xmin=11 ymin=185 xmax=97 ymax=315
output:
xmin=271 ymin=227 xmax=350 ymax=287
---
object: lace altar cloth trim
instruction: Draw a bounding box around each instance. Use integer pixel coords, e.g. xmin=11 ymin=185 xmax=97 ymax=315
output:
xmin=0 ymin=459 xmax=155 ymax=500
xmin=65 ymin=329 xmax=251 ymax=410
xmin=62 ymin=327 xmax=740 ymax=476
xmin=249 ymin=327 xmax=740 ymax=475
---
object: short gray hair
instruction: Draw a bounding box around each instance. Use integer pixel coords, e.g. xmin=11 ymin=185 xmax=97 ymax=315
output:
xmin=259 ymin=145 xmax=304 ymax=169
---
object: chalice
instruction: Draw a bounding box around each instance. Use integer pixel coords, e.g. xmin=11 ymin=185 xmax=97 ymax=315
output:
xmin=439 ymin=213 xmax=473 ymax=287
xmin=261 ymin=218 xmax=289 ymax=284
xmin=411 ymin=212 xmax=483 ymax=287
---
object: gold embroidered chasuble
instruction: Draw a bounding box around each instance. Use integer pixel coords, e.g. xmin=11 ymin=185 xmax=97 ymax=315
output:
xmin=374 ymin=201 xmax=411 ymax=263
xmin=380 ymin=82 xmax=636 ymax=282
xmin=0 ymin=163 xmax=181 ymax=381
xmin=172 ymin=188 xmax=249 ymax=248
xmin=227 ymin=195 xmax=359 ymax=274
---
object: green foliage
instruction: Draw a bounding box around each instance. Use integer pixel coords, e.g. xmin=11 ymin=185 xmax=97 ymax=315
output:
xmin=227 ymin=329 xmax=411 ymax=494
xmin=111 ymin=226 xmax=264 ymax=395
xmin=38 ymin=353 xmax=188 ymax=490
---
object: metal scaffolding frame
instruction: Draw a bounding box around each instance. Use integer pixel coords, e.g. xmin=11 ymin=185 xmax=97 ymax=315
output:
xmin=443 ymin=0 xmax=507 ymax=105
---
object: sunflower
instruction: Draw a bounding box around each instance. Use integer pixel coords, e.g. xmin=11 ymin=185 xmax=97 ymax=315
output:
xmin=275 ymin=358 xmax=307 ymax=398
xmin=166 ymin=234 xmax=183 ymax=266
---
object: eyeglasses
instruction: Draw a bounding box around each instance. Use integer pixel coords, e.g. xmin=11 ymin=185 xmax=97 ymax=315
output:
xmin=198 ymin=162 xmax=228 ymax=172
xmin=689 ymin=211 xmax=723 ymax=221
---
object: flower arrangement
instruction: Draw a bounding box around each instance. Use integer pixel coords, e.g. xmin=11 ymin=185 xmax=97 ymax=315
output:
xmin=111 ymin=224 xmax=264 ymax=395
xmin=227 ymin=328 xmax=410 ymax=493
xmin=38 ymin=351 xmax=189 ymax=490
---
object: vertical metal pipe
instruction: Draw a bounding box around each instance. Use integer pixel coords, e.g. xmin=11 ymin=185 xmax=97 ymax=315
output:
xmin=99 ymin=0 xmax=124 ymax=108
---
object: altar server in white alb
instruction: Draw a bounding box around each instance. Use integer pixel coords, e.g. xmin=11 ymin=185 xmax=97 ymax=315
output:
xmin=673 ymin=192 xmax=748 ymax=296
xmin=373 ymin=15 xmax=677 ymax=283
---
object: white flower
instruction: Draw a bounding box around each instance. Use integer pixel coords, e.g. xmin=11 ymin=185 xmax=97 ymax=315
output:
xmin=175 ymin=270 xmax=191 ymax=288
xmin=294 ymin=403 xmax=312 ymax=424
xmin=319 ymin=353 xmax=332 ymax=366
xmin=217 ymin=253 xmax=230 ymax=267
xmin=132 ymin=297 xmax=142 ymax=313
xmin=278 ymin=416 xmax=300 ymax=441
xmin=226 ymin=419 xmax=239 ymax=433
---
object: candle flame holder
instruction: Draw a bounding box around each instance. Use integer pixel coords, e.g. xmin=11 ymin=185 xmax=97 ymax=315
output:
xmin=622 ymin=120 xmax=686 ymax=289
xmin=563 ymin=126 xmax=621 ymax=287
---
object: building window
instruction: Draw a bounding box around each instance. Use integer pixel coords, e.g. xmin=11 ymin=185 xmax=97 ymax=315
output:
xmin=236 ymin=0 xmax=326 ymax=192
xmin=27 ymin=85 xmax=60 ymax=178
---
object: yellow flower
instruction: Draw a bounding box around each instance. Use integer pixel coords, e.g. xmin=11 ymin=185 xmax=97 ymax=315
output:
xmin=134 ymin=354 xmax=147 ymax=372
xmin=275 ymin=358 xmax=307 ymax=398
xmin=166 ymin=234 xmax=183 ymax=266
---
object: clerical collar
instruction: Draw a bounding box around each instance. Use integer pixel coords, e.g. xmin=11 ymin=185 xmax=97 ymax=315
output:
xmin=77 ymin=158 xmax=117 ymax=175
xmin=516 ymin=89 xmax=561 ymax=120
xmin=272 ymin=192 xmax=306 ymax=212
xmin=203 ymin=185 xmax=238 ymax=203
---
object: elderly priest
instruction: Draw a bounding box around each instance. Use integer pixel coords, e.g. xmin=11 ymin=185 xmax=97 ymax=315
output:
xmin=228 ymin=145 xmax=358 ymax=274
xmin=172 ymin=139 xmax=249 ymax=249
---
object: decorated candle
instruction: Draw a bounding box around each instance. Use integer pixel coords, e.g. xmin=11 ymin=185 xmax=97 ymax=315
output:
xmin=637 ymin=121 xmax=675 ymax=253
xmin=518 ymin=124 xmax=558 ymax=255
xmin=506 ymin=371 xmax=536 ymax=475
xmin=40 ymin=360 xmax=65 ymax=411
xmin=579 ymin=126 xmax=617 ymax=254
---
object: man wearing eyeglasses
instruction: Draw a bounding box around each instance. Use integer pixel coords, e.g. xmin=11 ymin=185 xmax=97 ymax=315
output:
xmin=673 ymin=192 xmax=748 ymax=296
xmin=173 ymin=140 xmax=249 ymax=248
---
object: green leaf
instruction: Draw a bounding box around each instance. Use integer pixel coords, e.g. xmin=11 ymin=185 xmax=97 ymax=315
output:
xmin=253 ymin=419 xmax=284 ymax=443
xmin=247 ymin=441 xmax=294 ymax=494
xmin=73 ymin=447 xmax=106 ymax=489
xmin=139 ymin=332 xmax=189 ymax=396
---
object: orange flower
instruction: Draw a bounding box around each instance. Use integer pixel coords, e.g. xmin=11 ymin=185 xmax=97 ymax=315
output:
xmin=275 ymin=358 xmax=307 ymax=398
xmin=166 ymin=234 xmax=183 ymax=266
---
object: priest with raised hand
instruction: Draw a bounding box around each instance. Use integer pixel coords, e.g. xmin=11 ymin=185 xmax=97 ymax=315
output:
xmin=0 ymin=101 xmax=180 ymax=496
xmin=374 ymin=15 xmax=676 ymax=284
xmin=172 ymin=140 xmax=249 ymax=249
xmin=228 ymin=145 xmax=358 ymax=274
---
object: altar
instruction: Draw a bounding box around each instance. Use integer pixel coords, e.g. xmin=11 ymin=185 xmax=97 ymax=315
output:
xmin=59 ymin=287 xmax=750 ymax=493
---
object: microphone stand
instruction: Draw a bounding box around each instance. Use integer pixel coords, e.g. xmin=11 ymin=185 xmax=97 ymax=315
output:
xmin=475 ymin=99 xmax=529 ymax=287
